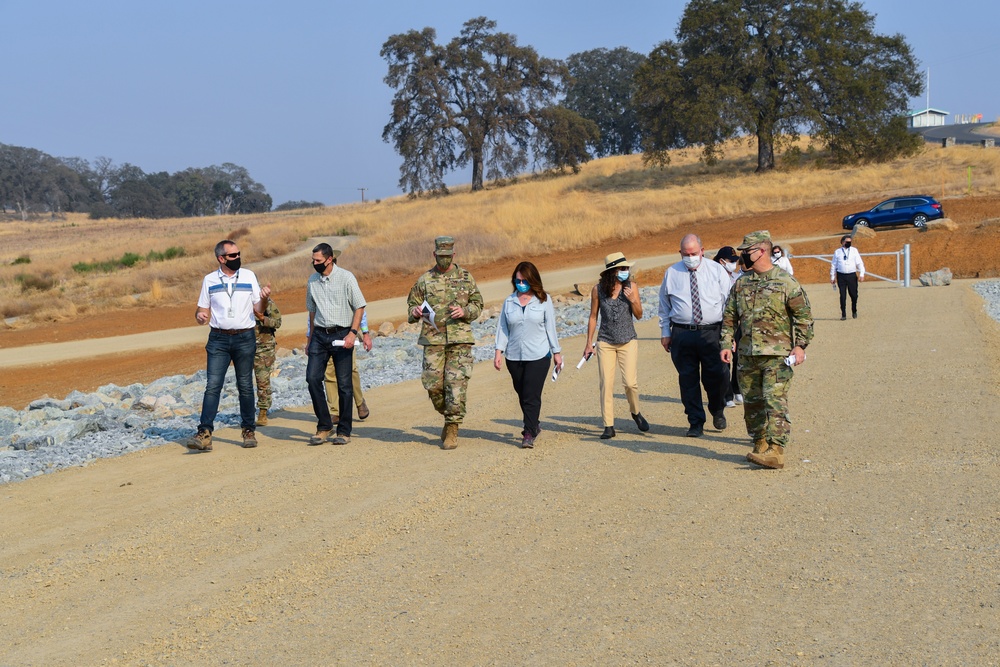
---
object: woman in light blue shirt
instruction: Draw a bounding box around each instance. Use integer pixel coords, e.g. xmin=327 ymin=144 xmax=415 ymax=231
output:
xmin=494 ymin=261 xmax=563 ymax=448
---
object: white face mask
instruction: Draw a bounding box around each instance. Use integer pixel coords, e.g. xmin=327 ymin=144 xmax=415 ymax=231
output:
xmin=723 ymin=260 xmax=738 ymax=273
xmin=772 ymin=252 xmax=782 ymax=259
xmin=682 ymin=255 xmax=701 ymax=270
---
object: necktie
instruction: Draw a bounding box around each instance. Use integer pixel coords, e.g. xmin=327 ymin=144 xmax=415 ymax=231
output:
xmin=690 ymin=270 xmax=702 ymax=324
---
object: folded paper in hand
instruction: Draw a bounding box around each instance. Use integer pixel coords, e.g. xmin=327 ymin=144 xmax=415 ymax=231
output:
xmin=421 ymin=300 xmax=439 ymax=331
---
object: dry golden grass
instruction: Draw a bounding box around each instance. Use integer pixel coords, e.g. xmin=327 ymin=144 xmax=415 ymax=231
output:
xmin=2 ymin=138 xmax=999 ymax=324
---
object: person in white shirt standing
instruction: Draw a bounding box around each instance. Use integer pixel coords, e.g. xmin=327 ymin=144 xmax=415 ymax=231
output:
xmin=188 ymin=239 xmax=270 ymax=452
xmin=659 ymin=234 xmax=734 ymax=438
xmin=831 ymin=234 xmax=866 ymax=320
xmin=772 ymin=245 xmax=794 ymax=275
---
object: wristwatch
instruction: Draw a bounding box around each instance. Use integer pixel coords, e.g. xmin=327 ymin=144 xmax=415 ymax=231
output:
xmin=350 ymin=328 xmax=358 ymax=336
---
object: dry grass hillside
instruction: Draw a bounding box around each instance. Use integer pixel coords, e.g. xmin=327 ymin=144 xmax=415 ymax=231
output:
xmin=2 ymin=137 xmax=999 ymax=328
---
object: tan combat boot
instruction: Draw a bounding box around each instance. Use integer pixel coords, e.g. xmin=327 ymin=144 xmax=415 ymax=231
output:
xmin=257 ymin=408 xmax=269 ymax=426
xmin=746 ymin=439 xmax=768 ymax=461
xmin=748 ymin=445 xmax=785 ymax=469
xmin=441 ymin=423 xmax=459 ymax=450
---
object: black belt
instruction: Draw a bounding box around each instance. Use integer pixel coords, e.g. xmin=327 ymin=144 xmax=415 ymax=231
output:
xmin=315 ymin=325 xmax=350 ymax=335
xmin=211 ymin=327 xmax=253 ymax=335
xmin=671 ymin=322 xmax=721 ymax=331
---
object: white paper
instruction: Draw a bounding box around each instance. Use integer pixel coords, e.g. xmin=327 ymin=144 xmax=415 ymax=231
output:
xmin=420 ymin=300 xmax=439 ymax=331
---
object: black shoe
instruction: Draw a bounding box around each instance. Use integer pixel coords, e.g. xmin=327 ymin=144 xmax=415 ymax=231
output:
xmin=631 ymin=412 xmax=649 ymax=432
xmin=600 ymin=426 xmax=616 ymax=439
xmin=840 ymin=314 xmax=847 ymax=321
xmin=712 ymin=412 xmax=727 ymax=430
xmin=852 ymin=312 xmax=857 ymax=319
xmin=685 ymin=424 xmax=704 ymax=438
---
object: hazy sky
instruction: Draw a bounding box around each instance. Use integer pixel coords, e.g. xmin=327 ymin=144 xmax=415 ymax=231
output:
xmin=3 ymin=0 xmax=997 ymax=206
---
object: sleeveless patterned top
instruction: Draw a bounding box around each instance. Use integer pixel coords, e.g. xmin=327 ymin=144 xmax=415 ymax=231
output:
xmin=597 ymin=284 xmax=638 ymax=345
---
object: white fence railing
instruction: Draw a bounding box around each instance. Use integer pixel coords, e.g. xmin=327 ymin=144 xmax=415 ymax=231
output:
xmin=793 ymin=244 xmax=912 ymax=287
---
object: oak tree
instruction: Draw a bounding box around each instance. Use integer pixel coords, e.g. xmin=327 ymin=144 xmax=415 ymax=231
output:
xmin=381 ymin=17 xmax=568 ymax=194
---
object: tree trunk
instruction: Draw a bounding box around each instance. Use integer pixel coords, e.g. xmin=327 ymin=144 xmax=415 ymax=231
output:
xmin=471 ymin=144 xmax=484 ymax=192
xmin=756 ymin=125 xmax=775 ymax=172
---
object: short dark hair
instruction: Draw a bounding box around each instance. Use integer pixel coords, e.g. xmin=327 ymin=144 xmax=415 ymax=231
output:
xmin=841 ymin=235 xmax=851 ymax=244
xmin=214 ymin=239 xmax=236 ymax=258
xmin=313 ymin=242 xmax=335 ymax=260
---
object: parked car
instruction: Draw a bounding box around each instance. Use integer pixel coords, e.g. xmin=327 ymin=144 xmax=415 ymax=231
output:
xmin=842 ymin=195 xmax=944 ymax=230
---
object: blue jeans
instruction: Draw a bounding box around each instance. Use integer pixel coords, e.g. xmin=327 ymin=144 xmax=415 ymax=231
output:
xmin=306 ymin=328 xmax=354 ymax=435
xmin=198 ymin=329 xmax=257 ymax=432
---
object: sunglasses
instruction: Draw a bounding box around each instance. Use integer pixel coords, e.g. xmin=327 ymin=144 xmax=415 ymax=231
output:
xmin=222 ymin=252 xmax=240 ymax=259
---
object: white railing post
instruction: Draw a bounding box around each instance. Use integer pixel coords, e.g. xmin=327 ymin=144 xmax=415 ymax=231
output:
xmin=903 ymin=244 xmax=911 ymax=288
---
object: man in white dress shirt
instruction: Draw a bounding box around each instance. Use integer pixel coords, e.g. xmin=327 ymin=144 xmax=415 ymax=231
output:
xmin=189 ymin=239 xmax=270 ymax=452
xmin=830 ymin=234 xmax=866 ymax=320
xmin=658 ymin=234 xmax=734 ymax=437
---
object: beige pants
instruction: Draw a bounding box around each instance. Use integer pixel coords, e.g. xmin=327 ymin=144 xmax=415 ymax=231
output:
xmin=326 ymin=354 xmax=364 ymax=415
xmin=596 ymin=339 xmax=640 ymax=427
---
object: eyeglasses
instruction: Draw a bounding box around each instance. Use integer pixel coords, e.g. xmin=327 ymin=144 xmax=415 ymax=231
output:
xmin=515 ymin=280 xmax=529 ymax=286
xmin=222 ymin=252 xmax=240 ymax=259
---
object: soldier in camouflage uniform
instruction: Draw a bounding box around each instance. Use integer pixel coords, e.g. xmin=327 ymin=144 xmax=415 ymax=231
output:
xmin=407 ymin=236 xmax=484 ymax=450
xmin=721 ymin=231 xmax=814 ymax=469
xmin=254 ymin=299 xmax=282 ymax=426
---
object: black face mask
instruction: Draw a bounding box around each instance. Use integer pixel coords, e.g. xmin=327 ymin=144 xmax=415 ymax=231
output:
xmin=844 ymin=241 xmax=852 ymax=248
xmin=225 ymin=257 xmax=241 ymax=272
xmin=313 ymin=260 xmax=328 ymax=274
xmin=740 ymin=250 xmax=754 ymax=267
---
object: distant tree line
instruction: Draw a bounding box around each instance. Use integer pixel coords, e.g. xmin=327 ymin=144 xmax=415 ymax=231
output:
xmin=0 ymin=145 xmax=273 ymax=220
xmin=383 ymin=1 xmax=922 ymax=195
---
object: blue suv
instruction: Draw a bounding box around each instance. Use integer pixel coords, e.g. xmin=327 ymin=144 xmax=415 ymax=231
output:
xmin=842 ymin=195 xmax=944 ymax=230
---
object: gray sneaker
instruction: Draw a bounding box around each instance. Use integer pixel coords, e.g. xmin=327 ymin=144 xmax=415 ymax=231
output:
xmin=241 ymin=429 xmax=258 ymax=448
xmin=330 ymin=435 xmax=351 ymax=445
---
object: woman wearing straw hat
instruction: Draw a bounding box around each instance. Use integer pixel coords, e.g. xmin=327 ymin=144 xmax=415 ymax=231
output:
xmin=583 ymin=252 xmax=649 ymax=439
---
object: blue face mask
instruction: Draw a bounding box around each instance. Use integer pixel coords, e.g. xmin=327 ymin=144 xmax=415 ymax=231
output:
xmin=617 ymin=270 xmax=630 ymax=282
xmin=515 ymin=280 xmax=531 ymax=294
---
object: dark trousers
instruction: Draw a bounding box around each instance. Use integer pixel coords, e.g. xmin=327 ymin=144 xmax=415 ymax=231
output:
xmin=199 ymin=329 xmax=257 ymax=432
xmin=670 ymin=326 xmax=728 ymax=427
xmin=306 ymin=328 xmax=354 ymax=435
xmin=505 ymin=356 xmax=551 ymax=437
xmin=837 ymin=272 xmax=859 ymax=316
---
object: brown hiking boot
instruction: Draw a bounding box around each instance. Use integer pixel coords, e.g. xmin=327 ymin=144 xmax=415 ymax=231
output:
xmin=186 ymin=429 xmax=213 ymax=452
xmin=746 ymin=439 xmax=768 ymax=461
xmin=256 ymin=409 xmax=269 ymax=426
xmin=242 ymin=429 xmax=258 ymax=448
xmin=309 ymin=429 xmax=333 ymax=445
xmin=441 ymin=423 xmax=459 ymax=450
xmin=748 ymin=445 xmax=785 ymax=469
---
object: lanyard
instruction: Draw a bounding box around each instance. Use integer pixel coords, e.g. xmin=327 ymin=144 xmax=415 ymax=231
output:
xmin=220 ymin=269 xmax=239 ymax=317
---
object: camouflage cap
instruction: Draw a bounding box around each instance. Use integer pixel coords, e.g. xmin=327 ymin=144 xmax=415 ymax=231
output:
xmin=434 ymin=236 xmax=455 ymax=256
xmin=737 ymin=230 xmax=772 ymax=250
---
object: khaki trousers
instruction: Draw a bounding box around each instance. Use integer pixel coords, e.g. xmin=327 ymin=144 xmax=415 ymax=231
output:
xmin=596 ymin=339 xmax=640 ymax=427
xmin=326 ymin=354 xmax=364 ymax=416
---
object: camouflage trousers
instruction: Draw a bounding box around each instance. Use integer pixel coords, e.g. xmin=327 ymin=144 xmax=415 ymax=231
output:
xmin=421 ymin=344 xmax=473 ymax=424
xmin=736 ymin=355 xmax=794 ymax=448
xmin=254 ymin=335 xmax=276 ymax=410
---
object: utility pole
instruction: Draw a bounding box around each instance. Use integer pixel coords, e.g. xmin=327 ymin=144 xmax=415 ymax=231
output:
xmin=358 ymin=187 xmax=368 ymax=203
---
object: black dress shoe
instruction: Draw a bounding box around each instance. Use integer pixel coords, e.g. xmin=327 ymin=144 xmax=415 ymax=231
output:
xmin=685 ymin=424 xmax=704 ymax=437
xmin=852 ymin=312 xmax=857 ymax=319
xmin=712 ymin=412 xmax=727 ymax=430
xmin=840 ymin=314 xmax=847 ymax=321
xmin=631 ymin=412 xmax=650 ymax=432
xmin=600 ymin=426 xmax=616 ymax=439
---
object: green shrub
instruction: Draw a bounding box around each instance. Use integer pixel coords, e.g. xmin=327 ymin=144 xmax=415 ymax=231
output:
xmin=12 ymin=255 xmax=31 ymax=265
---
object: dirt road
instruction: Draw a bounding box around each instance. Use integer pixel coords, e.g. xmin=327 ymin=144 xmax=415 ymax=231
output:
xmin=1 ymin=280 xmax=998 ymax=665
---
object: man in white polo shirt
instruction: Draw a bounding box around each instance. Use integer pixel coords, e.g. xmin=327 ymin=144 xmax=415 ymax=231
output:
xmin=306 ymin=242 xmax=366 ymax=446
xmin=188 ymin=239 xmax=270 ymax=452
